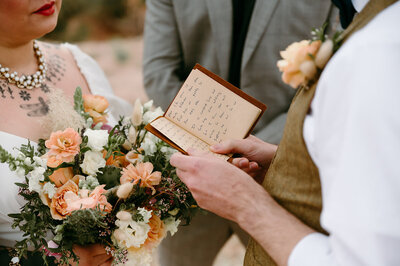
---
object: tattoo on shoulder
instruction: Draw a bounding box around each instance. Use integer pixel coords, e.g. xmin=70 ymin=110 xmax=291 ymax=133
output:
xmin=46 ymin=54 xmax=66 ymax=85
xmin=20 ymin=96 xmax=49 ymax=117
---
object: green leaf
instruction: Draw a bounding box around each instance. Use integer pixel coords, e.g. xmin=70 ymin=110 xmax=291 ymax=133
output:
xmin=73 ymin=86 xmax=91 ymax=120
xmin=96 ymin=166 xmax=122 ymax=189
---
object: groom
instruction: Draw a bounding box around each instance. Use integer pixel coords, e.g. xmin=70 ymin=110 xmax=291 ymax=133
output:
xmin=171 ymin=0 xmax=400 ymax=265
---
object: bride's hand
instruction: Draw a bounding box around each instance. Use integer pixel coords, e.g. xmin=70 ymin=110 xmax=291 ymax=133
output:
xmin=71 ymin=244 xmax=112 ymax=266
xmin=210 ymin=135 xmax=277 ymax=183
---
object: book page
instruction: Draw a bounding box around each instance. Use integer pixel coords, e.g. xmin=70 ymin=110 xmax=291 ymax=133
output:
xmin=150 ymin=117 xmax=229 ymax=160
xmin=165 ymin=69 xmax=261 ymax=145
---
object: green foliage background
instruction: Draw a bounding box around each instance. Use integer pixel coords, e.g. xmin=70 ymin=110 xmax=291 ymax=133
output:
xmin=45 ymin=0 xmax=146 ymax=42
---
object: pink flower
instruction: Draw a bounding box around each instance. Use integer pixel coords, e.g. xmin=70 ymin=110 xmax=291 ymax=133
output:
xmin=45 ymin=128 xmax=82 ymax=163
xmin=64 ymin=185 xmax=112 ymax=213
xmin=43 ymin=240 xmax=62 ymax=259
xmin=120 ymin=162 xmax=161 ymax=195
xmin=277 ymin=40 xmax=321 ymax=88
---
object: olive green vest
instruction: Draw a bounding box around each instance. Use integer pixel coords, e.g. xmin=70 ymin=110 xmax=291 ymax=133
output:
xmin=244 ymin=0 xmax=398 ymax=265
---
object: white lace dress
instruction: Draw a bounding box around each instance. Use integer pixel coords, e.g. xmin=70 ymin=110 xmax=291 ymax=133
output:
xmin=0 ymin=43 xmax=132 ymax=247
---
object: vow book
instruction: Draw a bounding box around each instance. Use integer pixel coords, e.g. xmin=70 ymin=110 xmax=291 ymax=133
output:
xmin=145 ymin=64 xmax=266 ymax=160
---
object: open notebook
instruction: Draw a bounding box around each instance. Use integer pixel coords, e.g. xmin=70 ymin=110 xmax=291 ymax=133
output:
xmin=145 ymin=64 xmax=267 ymax=160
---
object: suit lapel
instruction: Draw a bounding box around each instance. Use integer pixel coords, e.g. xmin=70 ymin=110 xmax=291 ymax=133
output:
xmin=205 ymin=0 xmax=233 ymax=78
xmin=242 ymin=0 xmax=280 ymax=70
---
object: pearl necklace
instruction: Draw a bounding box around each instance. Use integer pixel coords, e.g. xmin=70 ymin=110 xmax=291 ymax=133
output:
xmin=0 ymin=41 xmax=47 ymax=90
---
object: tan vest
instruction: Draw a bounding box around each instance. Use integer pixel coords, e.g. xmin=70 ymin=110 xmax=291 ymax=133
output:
xmin=244 ymin=0 xmax=398 ymax=265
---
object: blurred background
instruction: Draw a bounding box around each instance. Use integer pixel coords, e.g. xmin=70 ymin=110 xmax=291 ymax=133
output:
xmin=44 ymin=0 xmax=245 ymax=265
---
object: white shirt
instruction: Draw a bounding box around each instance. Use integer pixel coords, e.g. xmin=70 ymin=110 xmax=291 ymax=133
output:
xmin=289 ymin=1 xmax=400 ymax=265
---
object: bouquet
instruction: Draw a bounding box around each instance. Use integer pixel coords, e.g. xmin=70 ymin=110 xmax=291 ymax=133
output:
xmin=0 ymin=88 xmax=198 ymax=265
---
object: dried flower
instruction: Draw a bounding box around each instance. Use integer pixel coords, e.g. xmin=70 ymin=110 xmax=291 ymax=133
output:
xmin=131 ymin=99 xmax=143 ymax=126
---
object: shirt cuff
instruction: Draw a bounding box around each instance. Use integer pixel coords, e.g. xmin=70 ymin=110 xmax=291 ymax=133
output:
xmin=288 ymin=232 xmax=333 ymax=266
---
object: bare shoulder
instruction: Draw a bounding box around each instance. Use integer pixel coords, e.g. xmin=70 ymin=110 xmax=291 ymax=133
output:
xmin=35 ymin=41 xmax=91 ymax=95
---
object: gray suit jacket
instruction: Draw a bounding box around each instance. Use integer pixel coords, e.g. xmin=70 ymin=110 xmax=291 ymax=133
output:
xmin=143 ymin=0 xmax=334 ymax=144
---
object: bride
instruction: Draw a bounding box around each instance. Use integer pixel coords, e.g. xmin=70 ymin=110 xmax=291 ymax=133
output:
xmin=0 ymin=1 xmax=131 ymax=265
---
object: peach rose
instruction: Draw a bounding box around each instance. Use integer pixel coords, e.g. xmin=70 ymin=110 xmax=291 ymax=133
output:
xmin=144 ymin=214 xmax=165 ymax=249
xmin=120 ymin=162 xmax=161 ymax=194
xmin=277 ymin=40 xmax=321 ymax=88
xmin=64 ymin=185 xmax=112 ymax=214
xmin=83 ymin=95 xmax=109 ymax=124
xmin=45 ymin=128 xmax=82 ymax=163
xmin=50 ymin=180 xmax=79 ymax=220
xmin=103 ymin=151 xmax=130 ymax=168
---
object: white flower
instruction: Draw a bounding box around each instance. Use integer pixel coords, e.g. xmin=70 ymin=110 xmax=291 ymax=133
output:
xmin=80 ymin=151 xmax=106 ymax=176
xmin=138 ymin=207 xmax=152 ymax=223
xmin=131 ymin=99 xmax=143 ymax=126
xmin=27 ymin=167 xmax=46 ymax=193
xmin=161 ymin=146 xmax=176 ymax=161
xmin=145 ymin=132 xmax=160 ymax=144
xmin=143 ymin=100 xmax=154 ymax=112
xmin=112 ymin=219 xmax=150 ymax=249
xmin=16 ymin=152 xmax=25 ymax=161
xmin=84 ymin=129 xmax=109 ymax=152
xmin=16 ymin=167 xmax=25 ymax=178
xmin=140 ymin=141 xmax=157 ymax=156
xmin=43 ymin=182 xmax=56 ymax=199
xmin=142 ymin=107 xmax=164 ymax=124
xmin=24 ymin=158 xmax=32 ymax=167
xmin=33 ymin=156 xmax=47 ymax=168
xmin=11 ymin=257 xmax=19 ymax=264
xmin=163 ymin=217 xmax=181 ymax=236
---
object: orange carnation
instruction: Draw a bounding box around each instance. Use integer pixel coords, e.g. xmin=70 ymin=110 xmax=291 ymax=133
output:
xmin=45 ymin=128 xmax=81 ymax=163
xmin=103 ymin=151 xmax=130 ymax=168
xmin=120 ymin=162 xmax=161 ymax=194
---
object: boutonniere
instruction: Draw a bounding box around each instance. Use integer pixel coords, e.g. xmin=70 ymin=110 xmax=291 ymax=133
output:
xmin=277 ymin=24 xmax=342 ymax=89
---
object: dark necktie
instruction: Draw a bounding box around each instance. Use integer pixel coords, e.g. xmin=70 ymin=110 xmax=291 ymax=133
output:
xmin=332 ymin=0 xmax=357 ymax=28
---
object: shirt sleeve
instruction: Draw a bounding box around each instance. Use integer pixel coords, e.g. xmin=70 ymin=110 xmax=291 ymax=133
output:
xmin=297 ymin=15 xmax=400 ymax=266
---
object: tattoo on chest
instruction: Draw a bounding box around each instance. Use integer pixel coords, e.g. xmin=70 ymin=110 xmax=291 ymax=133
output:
xmin=0 ymin=81 xmax=15 ymax=99
xmin=0 ymin=47 xmax=67 ymax=117
xmin=20 ymin=97 xmax=50 ymax=117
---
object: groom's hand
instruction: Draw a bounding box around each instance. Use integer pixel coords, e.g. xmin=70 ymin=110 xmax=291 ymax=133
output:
xmin=170 ymin=150 xmax=268 ymax=224
xmin=210 ymin=135 xmax=277 ymax=183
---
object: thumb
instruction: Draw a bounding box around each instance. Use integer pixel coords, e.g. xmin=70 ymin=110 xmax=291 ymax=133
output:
xmin=187 ymin=148 xmax=208 ymax=157
xmin=210 ymin=139 xmax=251 ymax=155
